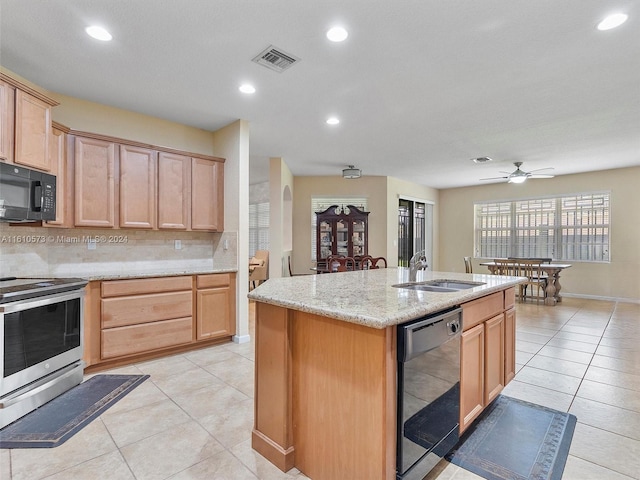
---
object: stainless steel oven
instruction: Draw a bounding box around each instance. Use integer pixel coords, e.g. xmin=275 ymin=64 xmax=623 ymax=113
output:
xmin=396 ymin=307 xmax=462 ymax=480
xmin=0 ymin=278 xmax=87 ymax=428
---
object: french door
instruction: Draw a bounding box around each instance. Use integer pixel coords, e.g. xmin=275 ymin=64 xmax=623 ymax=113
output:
xmin=398 ymin=199 xmax=433 ymax=268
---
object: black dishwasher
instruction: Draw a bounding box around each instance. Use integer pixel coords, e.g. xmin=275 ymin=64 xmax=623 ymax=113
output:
xmin=396 ymin=307 xmax=462 ymax=480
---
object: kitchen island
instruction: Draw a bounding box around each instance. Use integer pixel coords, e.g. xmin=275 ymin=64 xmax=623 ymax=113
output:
xmin=248 ymin=268 xmax=524 ymax=480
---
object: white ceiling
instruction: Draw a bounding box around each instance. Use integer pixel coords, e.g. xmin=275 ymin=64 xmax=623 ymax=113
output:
xmin=2 ymin=1 xmax=639 ymax=188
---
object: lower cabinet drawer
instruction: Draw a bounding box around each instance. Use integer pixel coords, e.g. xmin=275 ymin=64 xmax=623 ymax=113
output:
xmin=101 ymin=317 xmax=193 ymax=359
xmin=461 ymin=291 xmax=503 ymax=331
xmin=102 ymin=291 xmax=193 ymax=328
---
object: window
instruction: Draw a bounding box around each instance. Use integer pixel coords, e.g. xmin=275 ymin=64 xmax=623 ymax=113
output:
xmin=311 ymin=197 xmax=367 ymax=260
xmin=249 ymin=202 xmax=269 ymax=257
xmin=475 ymin=192 xmax=610 ymax=262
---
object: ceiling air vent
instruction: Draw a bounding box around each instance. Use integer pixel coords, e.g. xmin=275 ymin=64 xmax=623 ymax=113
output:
xmin=252 ymin=45 xmax=300 ymax=73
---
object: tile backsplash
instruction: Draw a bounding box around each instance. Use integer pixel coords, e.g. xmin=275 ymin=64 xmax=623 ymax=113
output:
xmin=0 ymin=223 xmax=237 ymax=278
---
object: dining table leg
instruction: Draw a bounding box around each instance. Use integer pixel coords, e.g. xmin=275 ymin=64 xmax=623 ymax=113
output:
xmin=544 ymin=267 xmax=563 ymax=306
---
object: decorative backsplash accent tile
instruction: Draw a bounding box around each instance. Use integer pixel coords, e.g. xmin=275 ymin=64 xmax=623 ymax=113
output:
xmin=0 ymin=223 xmax=237 ymax=279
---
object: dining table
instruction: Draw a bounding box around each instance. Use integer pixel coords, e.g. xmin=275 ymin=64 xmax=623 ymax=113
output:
xmin=480 ymin=260 xmax=572 ymax=306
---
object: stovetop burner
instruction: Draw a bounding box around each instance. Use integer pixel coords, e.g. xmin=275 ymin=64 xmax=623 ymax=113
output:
xmin=0 ymin=277 xmax=88 ymax=303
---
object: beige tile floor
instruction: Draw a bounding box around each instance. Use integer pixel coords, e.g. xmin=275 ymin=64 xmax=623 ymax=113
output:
xmin=2 ymin=298 xmax=639 ymax=479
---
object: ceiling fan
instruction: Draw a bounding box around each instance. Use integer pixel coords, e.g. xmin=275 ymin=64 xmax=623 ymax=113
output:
xmin=480 ymin=162 xmax=554 ymax=184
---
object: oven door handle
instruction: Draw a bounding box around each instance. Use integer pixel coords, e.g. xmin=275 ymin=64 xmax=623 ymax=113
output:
xmin=0 ymin=289 xmax=84 ymax=313
xmin=0 ymin=361 xmax=84 ymax=409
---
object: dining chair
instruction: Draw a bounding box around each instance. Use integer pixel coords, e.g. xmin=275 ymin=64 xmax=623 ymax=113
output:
xmin=493 ymin=259 xmax=518 ymax=276
xmin=249 ymin=250 xmax=269 ymax=289
xmin=463 ymin=256 xmax=472 ymax=273
xmin=288 ymin=256 xmax=311 ymax=276
xmin=327 ymin=255 xmax=355 ymax=272
xmin=363 ymin=256 xmax=387 ymax=269
xmin=517 ymin=260 xmax=547 ymax=304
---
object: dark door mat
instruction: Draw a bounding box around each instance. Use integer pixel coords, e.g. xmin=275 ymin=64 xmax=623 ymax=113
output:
xmin=445 ymin=395 xmax=577 ymax=480
xmin=0 ymin=374 xmax=149 ymax=449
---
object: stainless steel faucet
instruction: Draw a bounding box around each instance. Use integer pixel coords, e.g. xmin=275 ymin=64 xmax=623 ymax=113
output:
xmin=409 ymin=250 xmax=429 ymax=281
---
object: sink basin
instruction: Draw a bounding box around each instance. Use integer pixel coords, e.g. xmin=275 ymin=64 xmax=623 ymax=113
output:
xmin=392 ymin=279 xmax=486 ymax=292
xmin=423 ymin=280 xmax=485 ymax=290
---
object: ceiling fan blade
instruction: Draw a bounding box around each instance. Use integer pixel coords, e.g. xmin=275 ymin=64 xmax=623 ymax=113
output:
xmin=480 ymin=176 xmax=509 ymax=181
xmin=528 ymin=167 xmax=554 ymax=173
xmin=529 ymin=174 xmax=555 ymax=179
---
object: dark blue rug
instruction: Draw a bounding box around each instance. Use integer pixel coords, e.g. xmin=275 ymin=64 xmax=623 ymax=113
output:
xmin=445 ymin=395 xmax=576 ymax=480
xmin=0 ymin=374 xmax=149 ymax=449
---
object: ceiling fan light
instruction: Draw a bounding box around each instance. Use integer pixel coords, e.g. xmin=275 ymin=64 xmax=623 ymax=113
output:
xmin=342 ymin=165 xmax=361 ymax=179
xmin=508 ymin=175 xmax=527 ymax=184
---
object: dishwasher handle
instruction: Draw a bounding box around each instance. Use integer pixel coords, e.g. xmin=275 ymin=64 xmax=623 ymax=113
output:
xmin=399 ymin=307 xmax=462 ymax=362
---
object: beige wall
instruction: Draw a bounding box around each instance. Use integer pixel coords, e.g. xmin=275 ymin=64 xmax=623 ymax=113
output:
xmin=268 ymin=158 xmax=295 ymax=278
xmin=292 ymin=176 xmax=388 ymax=272
xmin=53 ymin=94 xmax=216 ymax=157
xmin=1 ymin=67 xmax=217 ymax=156
xmin=291 ymin=175 xmax=440 ymax=271
xmin=439 ymin=166 xmax=640 ymax=301
xmin=386 ymin=177 xmax=440 ymax=268
xmin=212 ymin=120 xmax=250 ymax=342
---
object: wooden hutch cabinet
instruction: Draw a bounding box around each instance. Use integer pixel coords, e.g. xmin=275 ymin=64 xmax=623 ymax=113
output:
xmin=316 ymin=205 xmax=369 ymax=268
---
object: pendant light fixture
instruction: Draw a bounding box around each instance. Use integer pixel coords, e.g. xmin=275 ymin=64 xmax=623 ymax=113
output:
xmin=342 ymin=165 xmax=361 ymax=179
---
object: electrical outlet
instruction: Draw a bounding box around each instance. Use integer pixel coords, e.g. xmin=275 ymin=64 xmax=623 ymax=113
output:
xmin=174 ymin=240 xmax=182 ymax=250
xmin=87 ymin=240 xmax=96 ymax=250
xmin=223 ymin=239 xmax=229 ymax=250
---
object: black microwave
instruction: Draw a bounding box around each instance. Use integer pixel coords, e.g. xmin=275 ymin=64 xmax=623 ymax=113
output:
xmin=0 ymin=163 xmax=56 ymax=222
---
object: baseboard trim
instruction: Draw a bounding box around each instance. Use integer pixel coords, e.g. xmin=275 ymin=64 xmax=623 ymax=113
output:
xmin=233 ymin=334 xmax=251 ymax=344
xmin=560 ymin=293 xmax=640 ymax=304
xmin=251 ymin=429 xmax=295 ymax=473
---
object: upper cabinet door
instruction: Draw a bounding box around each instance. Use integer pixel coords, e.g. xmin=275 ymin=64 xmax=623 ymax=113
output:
xmin=14 ymin=90 xmax=51 ymax=171
xmin=191 ymin=158 xmax=224 ymax=231
xmin=43 ymin=127 xmax=68 ymax=227
xmin=158 ymin=152 xmax=190 ymax=230
xmin=74 ymin=137 xmax=116 ymax=227
xmin=0 ymin=80 xmax=15 ymax=162
xmin=119 ymin=145 xmax=157 ymax=229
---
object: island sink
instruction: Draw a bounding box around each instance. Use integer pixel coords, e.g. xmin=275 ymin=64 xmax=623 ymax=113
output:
xmin=392 ymin=279 xmax=486 ymax=292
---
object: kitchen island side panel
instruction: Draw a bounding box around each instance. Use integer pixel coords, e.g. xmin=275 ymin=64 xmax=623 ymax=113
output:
xmin=291 ymin=310 xmax=396 ymax=480
xmin=252 ymin=302 xmax=295 ymax=472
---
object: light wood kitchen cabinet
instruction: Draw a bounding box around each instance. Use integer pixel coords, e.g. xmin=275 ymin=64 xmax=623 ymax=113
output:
xmin=0 ymin=79 xmax=15 ymax=162
xmin=484 ymin=313 xmax=505 ymax=405
xmin=460 ymin=322 xmax=484 ymax=432
xmin=460 ymin=287 xmax=515 ymax=432
xmin=71 ymin=133 xmax=223 ymax=232
xmin=191 ymin=158 xmax=224 ymax=231
xmin=158 ymin=152 xmax=190 ymax=230
xmin=74 ymin=136 xmax=117 ymax=227
xmin=83 ymin=273 xmax=237 ymax=370
xmin=119 ymin=145 xmax=156 ymax=229
xmin=100 ymin=276 xmax=193 ymax=360
xmin=43 ymin=124 xmax=71 ymax=227
xmin=196 ymin=273 xmax=236 ymax=339
xmin=504 ymin=307 xmax=516 ymax=384
xmin=14 ymin=90 xmax=52 ymax=171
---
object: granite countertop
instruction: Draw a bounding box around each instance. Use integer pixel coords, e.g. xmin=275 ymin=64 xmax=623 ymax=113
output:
xmin=248 ymin=268 xmax=525 ymax=329
xmin=47 ymin=267 xmax=237 ymax=281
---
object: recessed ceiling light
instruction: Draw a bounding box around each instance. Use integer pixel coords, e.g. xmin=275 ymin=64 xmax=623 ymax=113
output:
xmin=326 ymin=26 xmax=348 ymax=42
xmin=239 ymin=84 xmax=256 ymax=94
xmin=326 ymin=117 xmax=340 ymax=125
xmin=597 ymin=13 xmax=628 ymax=30
xmin=85 ymin=25 xmax=112 ymax=41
